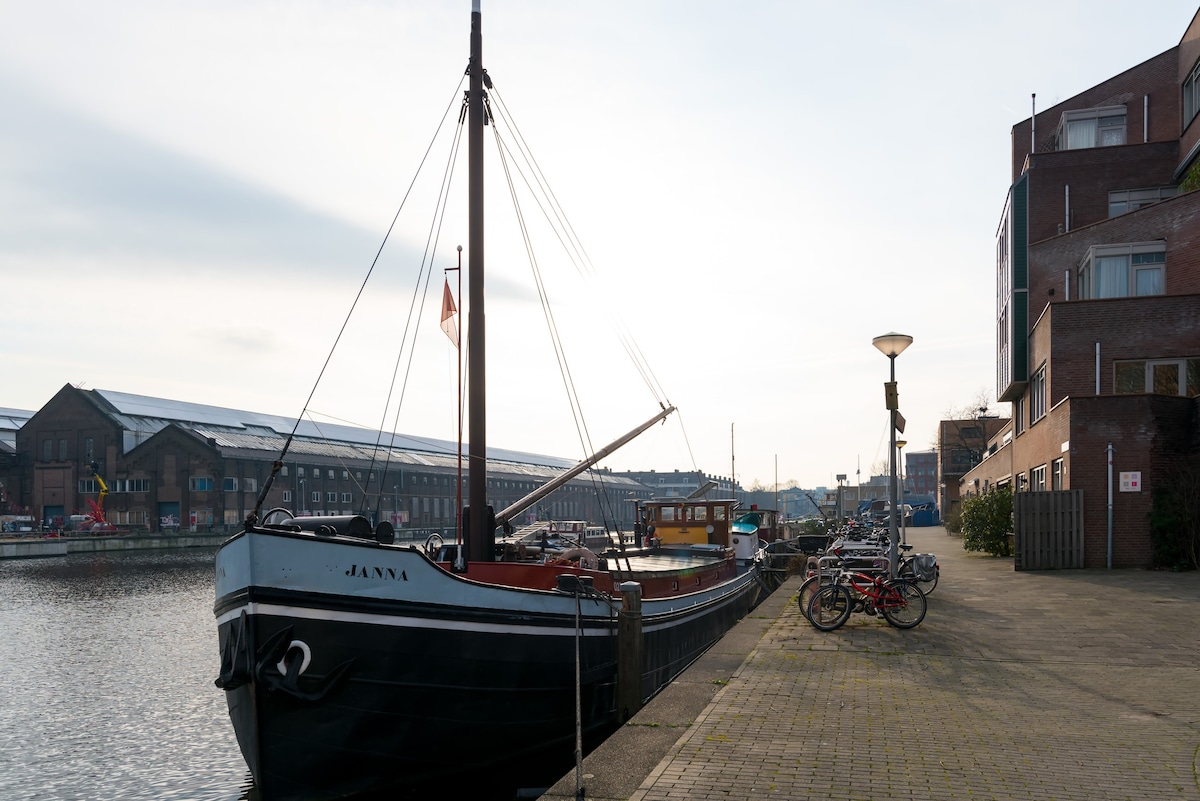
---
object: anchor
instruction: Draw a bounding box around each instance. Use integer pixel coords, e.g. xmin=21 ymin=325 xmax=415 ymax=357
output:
xmin=214 ymin=611 xmax=251 ymax=691
xmin=252 ymin=626 xmax=355 ymax=701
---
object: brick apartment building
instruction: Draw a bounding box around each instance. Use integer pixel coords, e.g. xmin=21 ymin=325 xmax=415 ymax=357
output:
xmin=967 ymin=10 xmax=1200 ymax=567
xmin=905 ymin=449 xmax=938 ymax=498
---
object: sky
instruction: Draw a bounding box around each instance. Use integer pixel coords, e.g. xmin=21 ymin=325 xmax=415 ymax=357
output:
xmin=2 ymin=1 xmax=1198 ymax=491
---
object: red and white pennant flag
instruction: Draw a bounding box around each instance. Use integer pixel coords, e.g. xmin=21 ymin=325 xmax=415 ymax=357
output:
xmin=440 ymin=279 xmax=459 ymax=348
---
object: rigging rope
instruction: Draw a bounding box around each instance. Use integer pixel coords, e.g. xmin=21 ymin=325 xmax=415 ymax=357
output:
xmin=486 ymin=82 xmax=683 ymax=529
xmin=249 ymin=75 xmax=467 ymax=524
xmin=258 ymin=68 xmax=685 ymax=534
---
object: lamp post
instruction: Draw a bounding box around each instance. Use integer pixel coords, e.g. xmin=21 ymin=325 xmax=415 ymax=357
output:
xmin=835 ymin=474 xmax=847 ymax=524
xmin=873 ymin=331 xmax=913 ymax=577
xmin=299 ymin=479 xmax=305 ymax=515
xmin=896 ymin=439 xmax=907 ymax=546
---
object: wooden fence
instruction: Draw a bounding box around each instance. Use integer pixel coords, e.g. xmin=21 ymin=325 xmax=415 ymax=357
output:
xmin=1013 ymin=490 xmax=1085 ymax=570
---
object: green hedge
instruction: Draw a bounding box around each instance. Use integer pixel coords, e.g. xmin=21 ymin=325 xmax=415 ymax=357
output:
xmin=960 ymin=486 xmax=1013 ymax=557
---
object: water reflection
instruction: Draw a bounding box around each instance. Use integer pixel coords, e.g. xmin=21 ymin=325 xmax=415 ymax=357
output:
xmin=0 ymin=549 xmax=249 ymax=801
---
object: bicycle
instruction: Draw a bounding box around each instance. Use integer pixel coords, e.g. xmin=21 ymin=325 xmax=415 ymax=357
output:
xmin=829 ymin=534 xmax=939 ymax=597
xmin=807 ymin=570 xmax=927 ymax=631
xmin=898 ymin=550 xmax=939 ymax=595
xmin=797 ymin=554 xmax=884 ymax=621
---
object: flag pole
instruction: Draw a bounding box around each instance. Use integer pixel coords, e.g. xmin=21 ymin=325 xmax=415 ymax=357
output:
xmin=450 ymin=246 xmax=463 ymax=550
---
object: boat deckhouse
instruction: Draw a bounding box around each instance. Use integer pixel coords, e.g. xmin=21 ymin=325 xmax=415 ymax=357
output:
xmin=12 ymin=384 xmax=650 ymax=535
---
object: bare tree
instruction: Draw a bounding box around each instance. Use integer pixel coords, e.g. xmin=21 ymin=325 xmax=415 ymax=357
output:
xmin=938 ymin=389 xmax=1005 ymax=476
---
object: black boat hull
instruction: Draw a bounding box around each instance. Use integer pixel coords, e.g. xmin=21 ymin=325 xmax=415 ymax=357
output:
xmin=214 ymin=530 xmax=760 ymax=799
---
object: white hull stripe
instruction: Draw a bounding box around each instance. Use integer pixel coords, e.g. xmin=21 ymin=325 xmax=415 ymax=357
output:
xmin=216 ymin=594 xmax=746 ymax=638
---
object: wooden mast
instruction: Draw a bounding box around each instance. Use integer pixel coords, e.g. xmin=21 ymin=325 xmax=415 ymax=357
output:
xmin=466 ymin=0 xmax=491 ymax=563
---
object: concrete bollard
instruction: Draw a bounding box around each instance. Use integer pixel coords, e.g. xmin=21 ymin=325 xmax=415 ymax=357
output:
xmin=617 ymin=581 xmax=643 ymax=722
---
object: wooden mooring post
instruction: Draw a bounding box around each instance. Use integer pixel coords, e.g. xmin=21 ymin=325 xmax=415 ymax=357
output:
xmin=617 ymin=581 xmax=643 ymax=722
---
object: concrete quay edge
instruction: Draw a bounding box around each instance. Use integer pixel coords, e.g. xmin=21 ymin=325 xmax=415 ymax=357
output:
xmin=541 ymin=568 xmax=802 ymax=801
xmin=0 ymin=533 xmax=227 ymax=559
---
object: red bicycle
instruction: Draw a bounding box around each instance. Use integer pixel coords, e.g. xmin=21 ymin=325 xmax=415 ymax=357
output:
xmin=806 ymin=569 xmax=927 ymax=631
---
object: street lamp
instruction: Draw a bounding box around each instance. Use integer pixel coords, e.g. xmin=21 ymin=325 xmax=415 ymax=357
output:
xmin=835 ymin=474 xmax=847 ymax=524
xmin=896 ymin=439 xmax=907 ymax=546
xmin=873 ymin=331 xmax=913 ymax=577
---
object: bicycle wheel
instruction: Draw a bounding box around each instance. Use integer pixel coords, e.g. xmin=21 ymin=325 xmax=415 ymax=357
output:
xmin=898 ymin=559 xmax=938 ymax=595
xmin=807 ymin=584 xmax=852 ymax=631
xmin=879 ymin=579 xmax=926 ymax=629
xmin=797 ymin=574 xmax=831 ymax=621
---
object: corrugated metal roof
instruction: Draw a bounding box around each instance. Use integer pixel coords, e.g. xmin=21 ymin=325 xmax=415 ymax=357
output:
xmin=93 ymin=388 xmax=577 ymax=468
xmin=0 ymin=407 xmax=35 ymax=431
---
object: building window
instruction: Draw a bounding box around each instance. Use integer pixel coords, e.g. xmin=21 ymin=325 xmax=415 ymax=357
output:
xmin=1031 ymin=464 xmax=1047 ymax=492
xmin=341 ymin=492 xmax=352 ymax=503
xmin=85 ymin=438 xmax=95 ymax=462
xmin=327 ymin=470 xmax=335 ymax=480
xmin=1016 ymin=472 xmax=1028 ymax=492
xmin=1186 ymin=57 xmax=1200 ymax=126
xmin=1078 ymin=245 xmax=1165 ymax=299
xmin=59 ymin=439 xmax=68 ymax=460
xmin=1030 ymin=365 xmax=1047 ymax=423
xmin=1055 ymin=105 xmax=1126 ymax=150
xmin=327 ymin=491 xmax=337 ymax=503
xmin=78 ymin=479 xmax=100 ymax=493
xmin=244 ymin=478 xmax=258 ymax=493
xmin=311 ymin=491 xmax=320 ymax=503
xmin=223 ymin=477 xmax=238 ymax=492
xmin=297 ymin=467 xmax=305 ymax=478
xmin=190 ymin=477 xmax=214 ymax=492
xmin=280 ymin=466 xmax=289 ymax=477
xmin=1013 ymin=397 xmax=1025 ymax=436
xmin=42 ymin=439 xmax=52 ymax=461
xmin=1114 ymin=358 xmax=1200 ymax=397
xmin=283 ymin=490 xmax=292 ymax=503
xmin=1109 ymin=187 xmax=1176 ymax=217
xmin=1052 ymin=459 xmax=1064 ymax=491
xmin=342 ymin=471 xmax=349 ymax=480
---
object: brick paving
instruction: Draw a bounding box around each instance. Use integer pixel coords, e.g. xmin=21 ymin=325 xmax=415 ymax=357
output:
xmin=620 ymin=526 xmax=1200 ymax=801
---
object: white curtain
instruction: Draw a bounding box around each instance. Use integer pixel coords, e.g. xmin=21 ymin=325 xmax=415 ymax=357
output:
xmin=1095 ymin=255 xmax=1127 ymax=297
xmin=1135 ymin=267 xmax=1164 ymax=296
xmin=1067 ymin=119 xmax=1096 ymax=149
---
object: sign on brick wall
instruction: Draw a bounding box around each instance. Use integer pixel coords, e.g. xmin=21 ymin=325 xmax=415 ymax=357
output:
xmin=1119 ymin=471 xmax=1141 ymax=492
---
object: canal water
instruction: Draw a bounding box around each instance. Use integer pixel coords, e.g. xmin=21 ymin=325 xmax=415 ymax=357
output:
xmin=0 ymin=548 xmax=252 ymax=801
